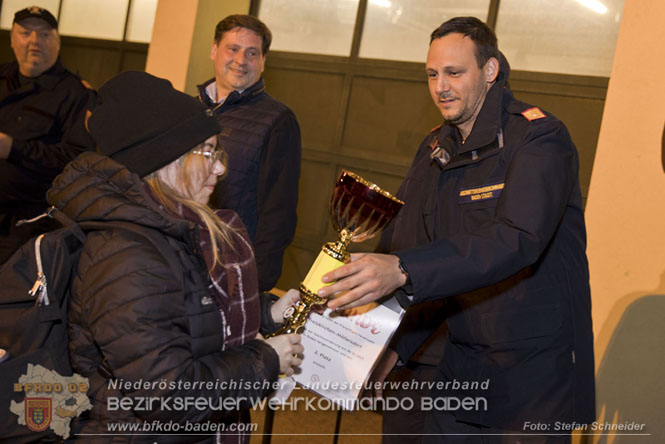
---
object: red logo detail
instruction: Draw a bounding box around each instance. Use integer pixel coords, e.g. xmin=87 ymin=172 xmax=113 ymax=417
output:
xmin=25 ymin=398 xmax=52 ymax=432
xmin=354 ymin=314 xmax=381 ymax=335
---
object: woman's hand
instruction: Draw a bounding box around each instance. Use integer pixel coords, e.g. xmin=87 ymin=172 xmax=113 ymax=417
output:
xmin=258 ymin=332 xmax=304 ymax=376
xmin=270 ymin=288 xmax=301 ymax=324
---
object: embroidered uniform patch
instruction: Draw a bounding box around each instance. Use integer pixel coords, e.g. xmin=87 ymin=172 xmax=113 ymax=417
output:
xmin=521 ymin=107 xmax=546 ymax=121
xmin=459 ymin=182 xmax=504 ymax=204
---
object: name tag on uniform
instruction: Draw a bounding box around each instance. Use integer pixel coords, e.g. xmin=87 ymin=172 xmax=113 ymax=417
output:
xmin=459 ymin=182 xmax=504 ymax=204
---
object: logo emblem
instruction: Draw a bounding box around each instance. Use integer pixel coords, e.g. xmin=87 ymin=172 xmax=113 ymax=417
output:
xmin=25 ymin=398 xmax=51 ymax=432
xmin=283 ymin=306 xmax=296 ymax=319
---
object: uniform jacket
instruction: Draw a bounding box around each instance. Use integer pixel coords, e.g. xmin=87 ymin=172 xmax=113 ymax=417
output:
xmin=46 ymin=152 xmax=280 ymax=443
xmin=198 ymin=78 xmax=300 ymax=292
xmin=0 ymin=58 xmax=94 ymax=218
xmin=384 ymin=56 xmax=595 ymax=429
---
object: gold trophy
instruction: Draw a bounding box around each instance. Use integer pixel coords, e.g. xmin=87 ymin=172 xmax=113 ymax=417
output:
xmin=267 ymin=170 xmax=404 ymax=337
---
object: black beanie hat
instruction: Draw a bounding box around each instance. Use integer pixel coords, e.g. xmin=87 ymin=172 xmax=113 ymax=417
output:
xmin=87 ymin=71 xmax=221 ymax=177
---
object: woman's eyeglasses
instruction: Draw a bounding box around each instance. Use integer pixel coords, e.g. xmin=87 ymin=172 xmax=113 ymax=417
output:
xmin=192 ymin=148 xmax=222 ymax=162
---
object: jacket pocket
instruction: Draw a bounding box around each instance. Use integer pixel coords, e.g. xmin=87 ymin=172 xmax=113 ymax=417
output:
xmin=459 ymin=197 xmax=499 ymax=233
xmin=18 ymin=105 xmax=56 ymax=138
xmin=480 ymin=302 xmax=562 ymax=344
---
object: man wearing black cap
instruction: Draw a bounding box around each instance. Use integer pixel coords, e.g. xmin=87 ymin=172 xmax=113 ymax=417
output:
xmin=0 ymin=6 xmax=95 ymax=263
xmin=198 ymin=14 xmax=301 ymax=293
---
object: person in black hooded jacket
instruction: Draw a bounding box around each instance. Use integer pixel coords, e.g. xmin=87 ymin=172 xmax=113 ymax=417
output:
xmin=46 ymin=71 xmax=303 ymax=443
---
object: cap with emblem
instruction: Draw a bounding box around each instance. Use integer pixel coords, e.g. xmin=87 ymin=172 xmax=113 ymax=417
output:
xmin=13 ymin=6 xmax=58 ymax=29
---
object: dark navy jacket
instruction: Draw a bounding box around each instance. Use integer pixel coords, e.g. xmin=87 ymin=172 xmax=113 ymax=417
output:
xmin=0 ymin=58 xmax=95 ymax=263
xmin=198 ymin=78 xmax=301 ymax=292
xmin=384 ymin=57 xmax=595 ymax=429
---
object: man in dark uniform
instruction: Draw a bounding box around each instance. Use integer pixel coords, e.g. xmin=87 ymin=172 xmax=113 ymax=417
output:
xmin=0 ymin=6 xmax=94 ymax=263
xmin=198 ymin=14 xmax=301 ymax=292
xmin=320 ymin=17 xmax=595 ymax=443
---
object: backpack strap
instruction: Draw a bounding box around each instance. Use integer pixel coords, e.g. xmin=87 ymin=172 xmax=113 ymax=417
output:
xmin=48 ymin=207 xmax=86 ymax=242
xmin=16 ymin=206 xmax=86 ymax=243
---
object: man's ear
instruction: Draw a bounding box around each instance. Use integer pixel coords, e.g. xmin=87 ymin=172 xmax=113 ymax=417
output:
xmin=210 ymin=42 xmax=218 ymax=61
xmin=485 ymin=57 xmax=499 ymax=83
xmin=84 ymin=109 xmax=92 ymax=133
xmin=9 ymin=25 xmax=16 ymax=50
xmin=260 ymin=54 xmax=266 ymax=74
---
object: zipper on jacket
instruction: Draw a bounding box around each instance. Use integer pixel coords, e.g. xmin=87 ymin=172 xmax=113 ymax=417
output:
xmin=29 ymin=234 xmax=50 ymax=306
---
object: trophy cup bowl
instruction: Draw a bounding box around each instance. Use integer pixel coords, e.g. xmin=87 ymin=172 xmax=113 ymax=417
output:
xmin=266 ymin=170 xmax=404 ymax=337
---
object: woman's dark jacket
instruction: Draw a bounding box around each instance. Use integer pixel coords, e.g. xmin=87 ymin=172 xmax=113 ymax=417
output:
xmin=46 ymin=152 xmax=280 ymax=442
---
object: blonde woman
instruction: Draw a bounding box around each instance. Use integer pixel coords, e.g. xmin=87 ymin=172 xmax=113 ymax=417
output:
xmin=47 ymin=71 xmax=302 ymax=443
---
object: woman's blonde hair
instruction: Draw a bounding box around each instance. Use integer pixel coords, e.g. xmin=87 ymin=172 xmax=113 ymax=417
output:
xmin=144 ymin=138 xmax=236 ymax=270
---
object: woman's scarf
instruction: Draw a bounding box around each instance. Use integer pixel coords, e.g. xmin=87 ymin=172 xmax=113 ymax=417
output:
xmin=181 ymin=205 xmax=261 ymax=350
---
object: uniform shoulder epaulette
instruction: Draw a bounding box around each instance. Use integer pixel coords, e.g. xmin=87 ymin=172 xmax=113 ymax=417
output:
xmin=430 ymin=124 xmax=442 ymax=133
xmin=521 ymin=107 xmax=547 ymax=121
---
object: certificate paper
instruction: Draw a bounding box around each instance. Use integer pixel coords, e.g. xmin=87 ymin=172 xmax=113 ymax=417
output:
xmin=292 ymin=300 xmax=403 ymax=409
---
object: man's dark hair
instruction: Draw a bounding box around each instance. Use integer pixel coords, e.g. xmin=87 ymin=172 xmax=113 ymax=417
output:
xmin=214 ymin=14 xmax=272 ymax=55
xmin=430 ymin=17 xmax=499 ymax=68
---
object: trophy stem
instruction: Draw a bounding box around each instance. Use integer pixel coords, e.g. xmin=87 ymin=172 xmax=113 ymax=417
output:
xmin=265 ymin=284 xmax=327 ymax=338
xmin=266 ymin=232 xmax=350 ymax=338
xmin=322 ymin=228 xmax=352 ymax=263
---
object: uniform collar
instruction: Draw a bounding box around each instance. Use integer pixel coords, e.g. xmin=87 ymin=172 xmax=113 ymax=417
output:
xmin=2 ymin=58 xmax=65 ymax=92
